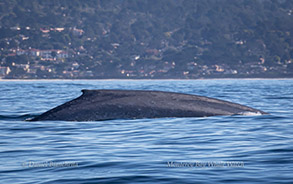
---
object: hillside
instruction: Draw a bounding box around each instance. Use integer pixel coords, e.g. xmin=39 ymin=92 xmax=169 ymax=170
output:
xmin=0 ymin=0 xmax=293 ymax=79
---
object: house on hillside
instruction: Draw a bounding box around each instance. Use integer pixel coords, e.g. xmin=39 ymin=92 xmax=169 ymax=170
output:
xmin=0 ymin=67 xmax=11 ymax=76
xmin=15 ymin=49 xmax=69 ymax=60
xmin=72 ymin=28 xmax=84 ymax=36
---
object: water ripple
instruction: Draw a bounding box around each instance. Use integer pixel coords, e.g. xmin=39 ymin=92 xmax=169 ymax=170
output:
xmin=0 ymin=79 xmax=292 ymax=183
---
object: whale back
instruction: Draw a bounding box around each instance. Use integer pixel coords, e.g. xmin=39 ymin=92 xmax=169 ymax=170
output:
xmin=30 ymin=89 xmax=267 ymax=121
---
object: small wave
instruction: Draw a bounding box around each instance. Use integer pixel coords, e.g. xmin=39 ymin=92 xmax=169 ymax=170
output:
xmin=0 ymin=114 xmax=38 ymax=121
xmin=239 ymin=111 xmax=263 ymax=116
xmin=265 ymin=96 xmax=293 ymax=100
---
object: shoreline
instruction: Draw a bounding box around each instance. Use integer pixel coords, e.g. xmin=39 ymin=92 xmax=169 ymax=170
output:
xmin=0 ymin=78 xmax=293 ymax=81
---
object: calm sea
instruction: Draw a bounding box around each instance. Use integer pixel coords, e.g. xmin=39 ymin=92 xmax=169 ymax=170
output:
xmin=0 ymin=79 xmax=292 ymax=184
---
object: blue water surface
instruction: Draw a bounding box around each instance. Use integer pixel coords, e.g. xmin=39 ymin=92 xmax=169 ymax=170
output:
xmin=0 ymin=79 xmax=292 ymax=184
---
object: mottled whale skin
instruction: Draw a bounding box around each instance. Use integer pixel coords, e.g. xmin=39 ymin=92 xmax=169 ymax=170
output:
xmin=30 ymin=89 xmax=267 ymax=121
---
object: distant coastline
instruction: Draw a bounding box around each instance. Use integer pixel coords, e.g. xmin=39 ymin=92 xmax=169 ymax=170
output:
xmin=1 ymin=1 xmax=293 ymax=81
xmin=1 ymin=78 xmax=293 ymax=82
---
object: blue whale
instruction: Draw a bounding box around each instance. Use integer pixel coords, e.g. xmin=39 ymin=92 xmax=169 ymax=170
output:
xmin=30 ymin=89 xmax=267 ymax=121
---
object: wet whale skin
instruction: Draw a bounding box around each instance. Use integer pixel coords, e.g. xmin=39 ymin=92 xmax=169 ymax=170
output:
xmin=30 ymin=89 xmax=267 ymax=121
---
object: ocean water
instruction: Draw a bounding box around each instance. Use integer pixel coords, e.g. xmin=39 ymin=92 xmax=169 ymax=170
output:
xmin=0 ymin=79 xmax=292 ymax=184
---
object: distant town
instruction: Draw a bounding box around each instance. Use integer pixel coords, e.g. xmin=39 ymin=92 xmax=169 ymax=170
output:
xmin=1 ymin=25 xmax=292 ymax=79
xmin=1 ymin=0 xmax=292 ymax=79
